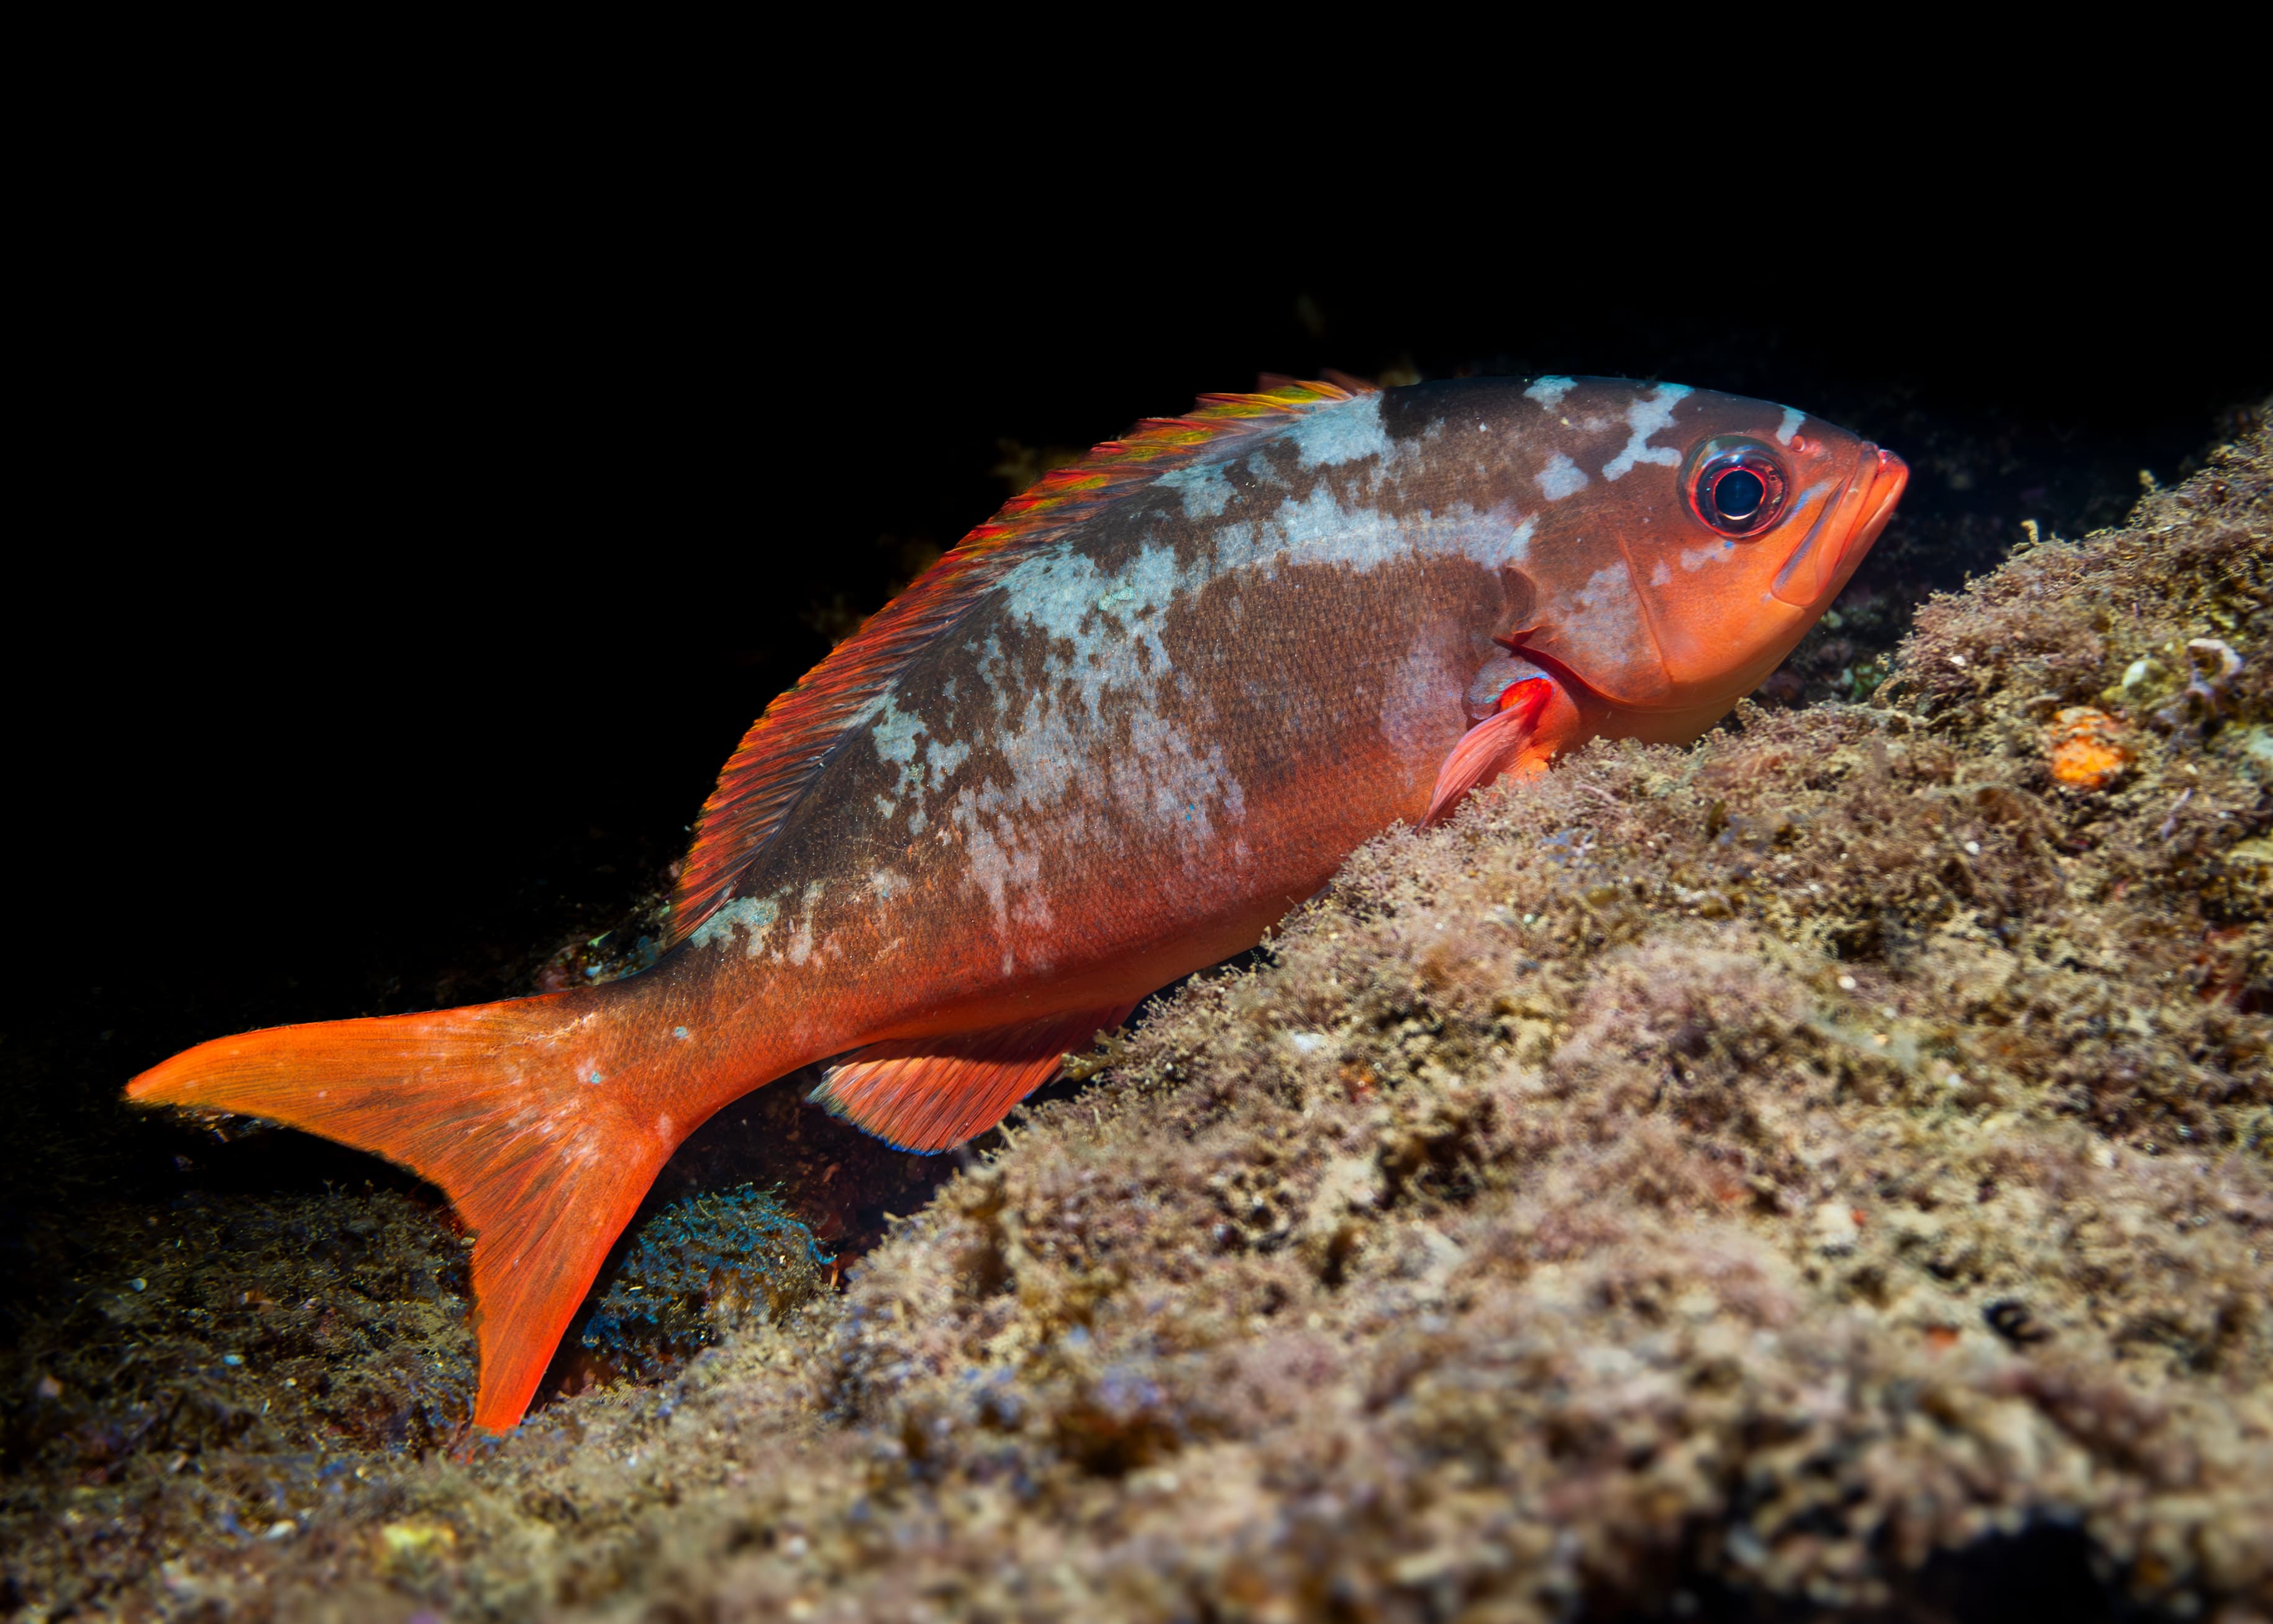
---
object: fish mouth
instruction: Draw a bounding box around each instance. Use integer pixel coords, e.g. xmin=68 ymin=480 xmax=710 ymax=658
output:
xmin=1769 ymin=445 xmax=1908 ymax=608
xmin=1845 ymin=447 xmax=1908 ymax=580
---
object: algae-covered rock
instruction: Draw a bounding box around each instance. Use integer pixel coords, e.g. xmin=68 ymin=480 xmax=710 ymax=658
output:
xmin=4 ymin=414 xmax=2269 ymax=1620
xmin=579 ymin=1185 xmax=832 ymax=1382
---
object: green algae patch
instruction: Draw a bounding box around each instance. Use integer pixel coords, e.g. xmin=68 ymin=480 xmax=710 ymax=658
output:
xmin=579 ymin=1185 xmax=832 ymax=1381
xmin=4 ymin=414 xmax=2270 ymax=1619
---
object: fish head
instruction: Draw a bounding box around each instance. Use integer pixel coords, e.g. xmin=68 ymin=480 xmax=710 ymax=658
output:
xmin=1505 ymin=380 xmax=1907 ymax=724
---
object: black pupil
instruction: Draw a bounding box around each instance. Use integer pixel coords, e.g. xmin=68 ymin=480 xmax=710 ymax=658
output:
xmin=1713 ymin=467 xmax=1766 ymax=522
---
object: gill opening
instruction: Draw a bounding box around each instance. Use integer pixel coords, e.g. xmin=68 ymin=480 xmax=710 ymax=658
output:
xmin=1489 ymin=632 xmax=1606 ymax=714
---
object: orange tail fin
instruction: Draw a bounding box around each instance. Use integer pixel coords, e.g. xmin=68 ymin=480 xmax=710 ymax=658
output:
xmin=126 ymin=992 xmax=679 ymax=1432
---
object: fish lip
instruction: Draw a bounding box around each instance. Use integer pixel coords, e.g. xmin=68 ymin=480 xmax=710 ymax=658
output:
xmin=1770 ymin=444 xmax=1906 ymax=608
xmin=1862 ymin=447 xmax=1909 ymax=534
xmin=1833 ymin=447 xmax=1908 ymax=589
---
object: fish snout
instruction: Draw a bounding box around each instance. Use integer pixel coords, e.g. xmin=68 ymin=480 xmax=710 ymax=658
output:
xmin=1836 ymin=446 xmax=1908 ymax=588
xmin=1863 ymin=447 xmax=1908 ymax=532
xmin=1778 ymin=444 xmax=1906 ymax=608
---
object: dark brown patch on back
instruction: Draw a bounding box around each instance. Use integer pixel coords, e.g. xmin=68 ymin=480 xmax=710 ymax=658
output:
xmin=1378 ymin=378 xmax=1526 ymax=443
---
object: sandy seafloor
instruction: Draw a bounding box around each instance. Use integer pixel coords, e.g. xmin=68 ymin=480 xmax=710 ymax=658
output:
xmin=4 ymin=405 xmax=2271 ymax=1621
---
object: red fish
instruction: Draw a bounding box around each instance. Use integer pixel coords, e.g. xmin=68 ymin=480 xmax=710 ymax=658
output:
xmin=129 ymin=375 xmax=1906 ymax=1429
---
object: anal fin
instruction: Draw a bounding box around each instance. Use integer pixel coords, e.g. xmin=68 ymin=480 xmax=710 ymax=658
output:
xmin=812 ymin=1003 xmax=1141 ymax=1152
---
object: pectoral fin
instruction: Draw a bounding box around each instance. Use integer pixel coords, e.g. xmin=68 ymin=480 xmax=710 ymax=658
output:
xmin=1423 ymin=677 xmax=1565 ymax=828
xmin=811 ymin=1002 xmax=1142 ymax=1152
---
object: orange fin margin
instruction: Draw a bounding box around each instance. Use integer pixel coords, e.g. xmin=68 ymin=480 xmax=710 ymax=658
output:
xmin=668 ymin=376 xmax=1376 ymax=947
xmin=125 ymin=995 xmax=677 ymax=1433
xmin=809 ymin=1003 xmax=1141 ymax=1152
xmin=1421 ymin=678 xmax=1569 ymax=827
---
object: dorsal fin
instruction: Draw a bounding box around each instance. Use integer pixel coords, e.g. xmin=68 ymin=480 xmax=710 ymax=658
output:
xmin=667 ymin=376 xmax=1376 ymax=945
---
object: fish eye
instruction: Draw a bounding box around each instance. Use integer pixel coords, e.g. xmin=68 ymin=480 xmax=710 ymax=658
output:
xmin=1687 ymin=440 xmax=1788 ymax=539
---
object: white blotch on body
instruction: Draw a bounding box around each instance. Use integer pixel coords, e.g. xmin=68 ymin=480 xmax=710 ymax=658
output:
xmin=1154 ymin=457 xmax=1238 ymax=519
xmin=1155 ymin=394 xmax=1398 ymax=519
xmin=1553 ymin=562 xmax=1658 ymax=680
xmin=993 ymin=542 xmax=1184 ymax=713
xmin=690 ymin=895 xmax=780 ymax=957
xmin=866 ymin=693 xmax=969 ymax=801
xmin=1601 ymin=385 xmax=1692 ymax=481
xmin=1524 ymin=376 xmax=1576 ymax=408
xmin=870 ymin=695 xmax=924 ymax=768
xmin=824 ymin=393 xmax=1555 ymax=969
xmin=774 ymin=881 xmax=826 ymax=967
xmin=1283 ymin=392 xmax=1393 ymax=470
xmin=1379 ymin=640 xmax=1459 ymax=772
xmin=1775 ymin=406 xmax=1805 ymax=445
xmin=1537 ymin=453 xmax=1588 ymax=501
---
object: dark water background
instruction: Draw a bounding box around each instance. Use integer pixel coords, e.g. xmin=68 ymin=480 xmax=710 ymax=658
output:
xmin=6 ymin=236 xmax=2267 ymax=1264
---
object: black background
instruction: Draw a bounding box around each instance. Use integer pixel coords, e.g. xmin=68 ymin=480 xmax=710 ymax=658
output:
xmin=3 ymin=90 xmax=2267 ymax=1622
xmin=11 ymin=186 xmax=2269 ymax=1048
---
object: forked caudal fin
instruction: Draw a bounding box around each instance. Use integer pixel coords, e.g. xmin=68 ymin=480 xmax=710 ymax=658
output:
xmin=125 ymin=992 xmax=683 ymax=1432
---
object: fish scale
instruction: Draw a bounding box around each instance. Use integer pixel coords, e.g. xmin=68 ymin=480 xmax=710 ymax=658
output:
xmin=128 ymin=373 xmax=1906 ymax=1431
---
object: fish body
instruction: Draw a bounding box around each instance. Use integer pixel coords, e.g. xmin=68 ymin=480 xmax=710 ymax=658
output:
xmin=130 ymin=375 xmax=1906 ymax=1429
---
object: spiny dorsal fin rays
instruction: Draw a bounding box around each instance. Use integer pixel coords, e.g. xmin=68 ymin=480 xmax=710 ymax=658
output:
xmin=667 ymin=377 xmax=1375 ymax=946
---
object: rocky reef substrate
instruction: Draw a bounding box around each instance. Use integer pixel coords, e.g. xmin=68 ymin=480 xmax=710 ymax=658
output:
xmin=5 ymin=418 xmax=2269 ymax=1621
